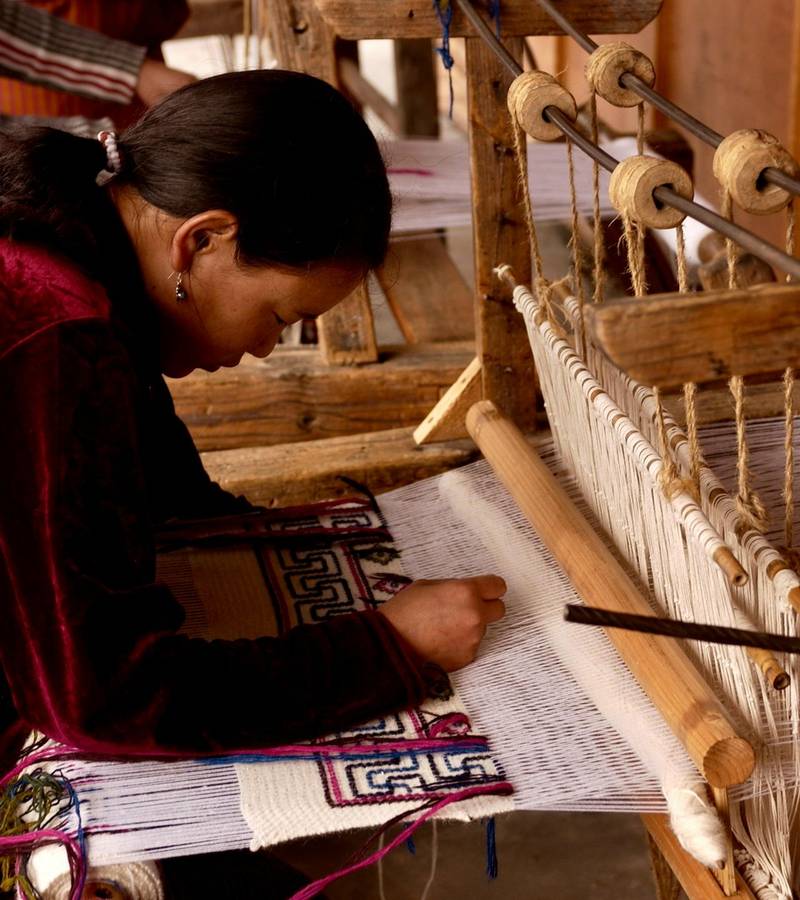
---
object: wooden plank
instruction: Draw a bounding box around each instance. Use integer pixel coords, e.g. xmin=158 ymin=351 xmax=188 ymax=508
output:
xmin=645 ymin=831 xmax=682 ymax=900
xmin=414 ymin=356 xmax=482 ymax=444
xmin=467 ymin=37 xmax=535 ymax=428
xmin=313 ymin=0 xmax=663 ymax=39
xmin=317 ymin=281 xmax=379 ymax=365
xmin=394 ymin=39 xmax=440 ymax=137
xmin=376 ymin=239 xmax=475 ymax=343
xmin=180 ymin=0 xmax=242 ymax=38
xmin=202 ymin=427 xmax=477 ymax=507
xmin=642 ymin=814 xmax=757 ymax=900
xmin=169 ymin=341 xmax=474 ymax=451
xmin=584 ymin=284 xmax=800 ymax=390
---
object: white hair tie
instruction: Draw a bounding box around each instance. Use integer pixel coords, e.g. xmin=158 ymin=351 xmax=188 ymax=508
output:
xmin=96 ymin=130 xmax=122 ymax=185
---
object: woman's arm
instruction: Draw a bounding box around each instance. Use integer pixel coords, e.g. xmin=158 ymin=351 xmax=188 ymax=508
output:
xmin=0 ymin=318 xmax=427 ymax=756
xmin=0 ymin=1 xmax=192 ymax=106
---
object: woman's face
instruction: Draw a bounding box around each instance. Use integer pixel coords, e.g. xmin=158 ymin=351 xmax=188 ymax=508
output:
xmin=113 ymin=188 xmax=364 ymax=377
xmin=156 ymin=253 xmax=362 ymax=378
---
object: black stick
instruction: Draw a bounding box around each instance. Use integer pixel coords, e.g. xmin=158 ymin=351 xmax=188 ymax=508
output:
xmin=565 ymin=604 xmax=800 ymax=655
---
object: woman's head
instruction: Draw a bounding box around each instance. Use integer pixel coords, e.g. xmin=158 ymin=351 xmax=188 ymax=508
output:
xmin=0 ymin=70 xmax=392 ymax=375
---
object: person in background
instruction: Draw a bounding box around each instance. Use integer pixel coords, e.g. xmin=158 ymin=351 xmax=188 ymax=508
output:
xmin=0 ymin=0 xmax=194 ymax=122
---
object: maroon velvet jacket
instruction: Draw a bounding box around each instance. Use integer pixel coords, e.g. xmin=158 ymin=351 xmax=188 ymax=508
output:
xmin=0 ymin=239 xmax=426 ymax=769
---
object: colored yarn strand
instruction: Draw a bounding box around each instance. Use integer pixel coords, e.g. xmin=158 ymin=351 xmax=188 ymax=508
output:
xmin=486 ymin=817 xmax=498 ymax=879
xmin=433 ymin=0 xmax=455 ymax=118
xmin=683 ymin=382 xmax=702 ymax=501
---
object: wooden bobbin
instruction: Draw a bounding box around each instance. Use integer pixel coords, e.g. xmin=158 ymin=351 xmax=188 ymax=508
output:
xmin=609 ymin=155 xmax=694 ymax=229
xmin=585 ymin=41 xmax=655 ymax=107
xmin=507 ymin=71 xmax=577 ymax=142
xmin=713 ymin=129 xmax=800 ymax=214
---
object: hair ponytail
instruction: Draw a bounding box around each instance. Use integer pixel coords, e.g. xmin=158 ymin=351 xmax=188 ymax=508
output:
xmin=0 ymin=70 xmax=392 ymax=285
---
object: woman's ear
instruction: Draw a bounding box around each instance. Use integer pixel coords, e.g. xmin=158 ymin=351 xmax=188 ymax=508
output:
xmin=169 ymin=210 xmax=239 ymax=273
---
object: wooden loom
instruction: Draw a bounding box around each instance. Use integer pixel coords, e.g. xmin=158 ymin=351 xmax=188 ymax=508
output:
xmin=257 ymin=2 xmax=800 ymax=899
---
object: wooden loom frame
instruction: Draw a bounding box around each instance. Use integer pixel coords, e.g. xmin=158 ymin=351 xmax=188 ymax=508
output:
xmin=255 ymin=2 xmax=775 ymax=899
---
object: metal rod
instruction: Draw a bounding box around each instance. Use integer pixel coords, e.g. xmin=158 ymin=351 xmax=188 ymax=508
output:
xmin=565 ymin=603 xmax=800 ymax=657
xmin=535 ymin=0 xmax=800 ymax=196
xmin=452 ymin=0 xmax=800 ymax=278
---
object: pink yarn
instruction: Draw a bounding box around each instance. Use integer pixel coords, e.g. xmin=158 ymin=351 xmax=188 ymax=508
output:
xmin=288 ymin=781 xmax=513 ymax=900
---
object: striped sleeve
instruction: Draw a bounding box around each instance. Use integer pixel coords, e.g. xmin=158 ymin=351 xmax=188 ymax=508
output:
xmin=0 ymin=0 xmax=146 ymax=105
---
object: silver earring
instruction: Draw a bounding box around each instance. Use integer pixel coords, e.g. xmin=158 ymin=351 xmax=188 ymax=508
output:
xmin=175 ymin=271 xmax=188 ymax=302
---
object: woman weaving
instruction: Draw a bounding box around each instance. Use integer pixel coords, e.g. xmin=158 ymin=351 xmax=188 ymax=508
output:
xmin=0 ymin=71 xmax=505 ymax=776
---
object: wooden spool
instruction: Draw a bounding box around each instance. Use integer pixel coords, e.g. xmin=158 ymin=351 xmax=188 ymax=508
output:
xmin=609 ymin=155 xmax=694 ymax=229
xmin=465 ymin=400 xmax=756 ymax=789
xmin=713 ymin=129 xmax=799 ymax=215
xmin=507 ymin=71 xmax=577 ymax=142
xmin=585 ymin=41 xmax=655 ymax=107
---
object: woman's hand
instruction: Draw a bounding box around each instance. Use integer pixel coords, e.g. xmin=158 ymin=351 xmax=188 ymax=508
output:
xmin=378 ymin=576 xmax=506 ymax=672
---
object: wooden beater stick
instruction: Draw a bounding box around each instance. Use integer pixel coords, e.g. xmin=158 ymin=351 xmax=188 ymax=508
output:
xmin=465 ymin=400 xmax=755 ymax=789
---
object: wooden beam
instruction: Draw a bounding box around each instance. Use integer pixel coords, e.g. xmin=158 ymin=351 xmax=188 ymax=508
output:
xmin=169 ymin=341 xmax=475 ymax=451
xmin=414 ymin=356 xmax=482 ymax=444
xmin=642 ymin=814 xmax=757 ymax=900
xmin=202 ymin=427 xmax=477 ymax=507
xmin=313 ymin=0 xmax=663 ymax=39
xmin=467 ymin=37 xmax=535 ymax=428
xmin=376 ymin=239 xmax=475 ymax=343
xmin=584 ymin=283 xmax=800 ymax=389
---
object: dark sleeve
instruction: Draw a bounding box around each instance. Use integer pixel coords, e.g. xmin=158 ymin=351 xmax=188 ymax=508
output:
xmin=0 ymin=320 xmax=426 ymax=756
xmin=145 ymin=375 xmax=257 ymax=521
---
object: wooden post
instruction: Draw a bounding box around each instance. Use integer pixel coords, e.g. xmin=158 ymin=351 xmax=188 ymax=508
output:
xmin=394 ymin=39 xmax=440 ymax=137
xmin=465 ymin=400 xmax=755 ymax=788
xmin=466 ymin=37 xmax=536 ymax=428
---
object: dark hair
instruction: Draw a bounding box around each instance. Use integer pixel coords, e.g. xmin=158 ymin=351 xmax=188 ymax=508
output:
xmin=0 ymin=70 xmax=392 ymax=286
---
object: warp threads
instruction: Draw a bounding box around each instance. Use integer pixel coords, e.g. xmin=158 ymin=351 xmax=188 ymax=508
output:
xmin=713 ymin=129 xmax=799 ymax=215
xmin=585 ymin=42 xmax=655 ymax=108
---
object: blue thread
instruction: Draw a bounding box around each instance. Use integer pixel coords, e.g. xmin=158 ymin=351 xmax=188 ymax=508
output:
xmin=406 ymin=835 xmax=416 ymax=855
xmin=485 ymin=817 xmax=498 ymax=879
xmin=489 ymin=0 xmax=501 ymax=37
xmin=201 ymin=740 xmax=491 ymax=767
xmin=432 ymin=0 xmax=455 ymax=118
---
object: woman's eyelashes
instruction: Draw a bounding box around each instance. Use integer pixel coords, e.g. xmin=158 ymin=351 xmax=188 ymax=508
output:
xmin=273 ymin=311 xmax=287 ymax=327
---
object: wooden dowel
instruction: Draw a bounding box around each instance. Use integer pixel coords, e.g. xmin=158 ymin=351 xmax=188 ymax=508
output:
xmin=466 ymin=400 xmax=755 ymax=789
